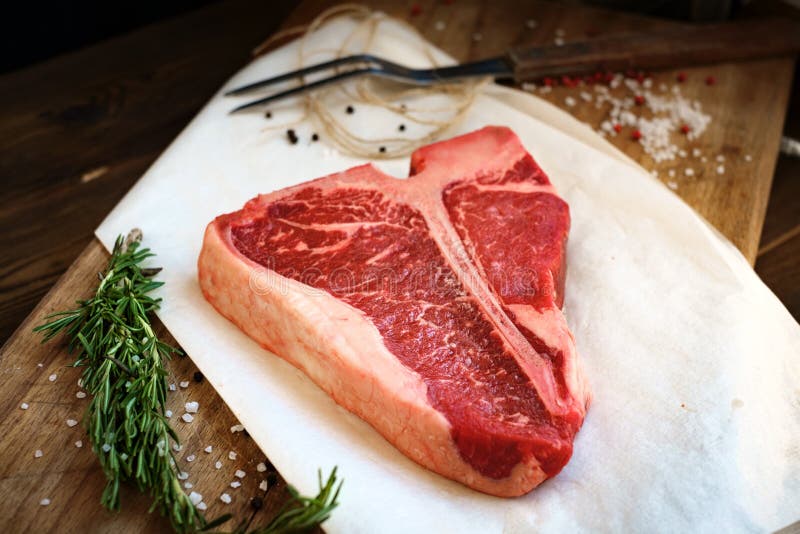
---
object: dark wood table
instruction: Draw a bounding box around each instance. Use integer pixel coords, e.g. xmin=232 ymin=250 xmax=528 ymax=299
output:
xmin=0 ymin=0 xmax=798 ymax=531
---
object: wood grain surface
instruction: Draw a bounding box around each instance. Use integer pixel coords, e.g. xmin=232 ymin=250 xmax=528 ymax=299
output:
xmin=0 ymin=0 xmax=797 ymax=531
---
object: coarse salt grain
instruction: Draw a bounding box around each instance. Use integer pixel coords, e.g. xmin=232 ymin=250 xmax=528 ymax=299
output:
xmin=259 ymin=480 xmax=268 ymax=491
xmin=184 ymin=482 xmax=193 ymax=489
xmin=215 ymin=461 xmax=223 ymax=470
xmin=230 ymin=481 xmax=242 ymax=489
xmin=40 ymin=498 xmax=50 ymax=506
xmin=165 ymin=410 xmax=173 ymax=418
xmin=667 ymin=181 xmax=678 ymax=190
xmin=178 ymin=471 xmax=189 ymax=480
xmin=692 ymin=148 xmax=701 ymax=157
xmin=554 ymin=37 xmax=564 ymax=46
xmin=179 ymin=381 xmax=190 ymax=389
xmin=102 ymin=443 xmax=111 ymax=452
xmin=716 ymin=154 xmax=725 ymax=162
xmin=189 ymin=492 xmax=203 ymax=506
xmin=204 ymin=446 xmax=213 ymax=453
xmin=66 ymin=419 xmax=78 ymax=427
xmin=186 ymin=454 xmax=196 ymax=462
xmin=434 ymin=20 xmax=445 ymax=31
xmin=20 ymin=402 xmax=29 ymax=410
xmin=564 ymin=96 xmax=576 ymax=107
xmin=717 ymin=165 xmax=725 ymax=174
xmin=37 ymin=363 xmax=43 ymax=368
xmin=184 ymin=401 xmax=199 ymax=414
xmin=48 ymin=374 xmax=57 ymax=382
xmin=235 ymin=470 xmax=246 ymax=479
xmin=34 ymin=449 xmax=43 ymax=458
xmin=745 ymin=154 xmax=752 ymax=161
xmin=684 ymin=168 xmax=695 ymax=176
xmin=228 ymin=451 xmax=237 ymax=460
xmin=668 ymin=169 xmax=675 ymax=177
xmin=169 ymin=383 xmax=177 ymax=391
xmin=181 ymin=413 xmax=194 ymax=423
xmin=75 ymin=440 xmax=83 ymax=448
xmin=76 ymin=391 xmax=86 ymax=399
xmin=197 ymin=501 xmax=207 ymax=511
xmin=173 ymin=443 xmax=182 ymax=452
xmin=220 ymin=493 xmax=232 ymax=504
xmin=257 ymin=462 xmax=267 ymax=473
xmin=230 ymin=424 xmax=245 ymax=433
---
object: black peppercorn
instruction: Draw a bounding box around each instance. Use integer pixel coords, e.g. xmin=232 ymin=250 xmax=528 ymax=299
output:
xmin=379 ymin=146 xmax=386 ymax=153
xmin=346 ymin=105 xmax=354 ymax=114
xmin=266 ymin=472 xmax=278 ymax=486
xmin=311 ymin=133 xmax=319 ymax=142
xmin=286 ymin=129 xmax=298 ymax=144
xmin=398 ymin=124 xmax=406 ymax=132
xmin=193 ymin=371 xmax=203 ymax=383
xmin=250 ymin=496 xmax=264 ymax=509
xmin=265 ymin=111 xmax=272 ymax=119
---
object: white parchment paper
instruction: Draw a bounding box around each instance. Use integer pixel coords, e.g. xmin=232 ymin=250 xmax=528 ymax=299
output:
xmin=96 ymin=16 xmax=800 ymax=533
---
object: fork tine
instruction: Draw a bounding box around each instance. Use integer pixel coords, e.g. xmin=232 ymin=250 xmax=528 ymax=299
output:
xmin=229 ymin=68 xmax=375 ymax=114
xmin=225 ymin=54 xmax=379 ymax=96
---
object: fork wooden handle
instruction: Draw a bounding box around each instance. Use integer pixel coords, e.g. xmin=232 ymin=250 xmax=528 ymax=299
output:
xmin=508 ymin=18 xmax=800 ymax=81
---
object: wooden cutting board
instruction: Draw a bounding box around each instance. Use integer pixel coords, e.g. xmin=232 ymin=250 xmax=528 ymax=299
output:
xmin=0 ymin=1 xmax=794 ymax=531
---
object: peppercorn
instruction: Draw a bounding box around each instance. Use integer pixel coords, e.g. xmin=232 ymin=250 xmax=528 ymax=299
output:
xmin=346 ymin=105 xmax=354 ymax=114
xmin=193 ymin=371 xmax=203 ymax=383
xmin=398 ymin=124 xmax=406 ymax=132
xmin=286 ymin=129 xmax=298 ymax=144
xmin=265 ymin=111 xmax=272 ymax=119
xmin=379 ymin=146 xmax=386 ymax=153
xmin=250 ymin=497 xmax=263 ymax=509
xmin=266 ymin=472 xmax=278 ymax=487
xmin=311 ymin=133 xmax=319 ymax=142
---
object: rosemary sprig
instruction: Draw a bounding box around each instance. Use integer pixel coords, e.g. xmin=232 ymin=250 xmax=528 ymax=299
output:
xmin=35 ymin=230 xmax=204 ymax=532
xmin=251 ymin=468 xmax=342 ymax=534
xmin=34 ymin=230 xmax=343 ymax=533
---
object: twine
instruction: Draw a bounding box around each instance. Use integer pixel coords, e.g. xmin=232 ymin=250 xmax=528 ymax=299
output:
xmin=252 ymin=4 xmax=485 ymax=158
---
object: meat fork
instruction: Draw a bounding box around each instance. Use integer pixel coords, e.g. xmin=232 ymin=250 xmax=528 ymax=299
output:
xmin=226 ymin=18 xmax=800 ymax=114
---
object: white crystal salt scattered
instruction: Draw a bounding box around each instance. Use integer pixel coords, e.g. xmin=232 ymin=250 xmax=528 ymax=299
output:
xmin=215 ymin=461 xmax=223 ymax=470
xmin=564 ymin=96 xmax=576 ymax=107
xmin=204 ymin=445 xmax=213 ymax=453
xmin=554 ymin=37 xmax=564 ymax=46
xmin=184 ymin=482 xmax=193 ymax=489
xmin=75 ymin=440 xmax=83 ymax=448
xmin=186 ymin=454 xmax=196 ymax=462
xmin=668 ymin=169 xmax=676 ymax=178
xmin=165 ymin=410 xmax=173 ymax=418
xmin=48 ymin=374 xmax=57 ymax=382
xmin=37 ymin=363 xmax=43 ymax=368
xmin=220 ymin=493 xmax=232 ymax=504
xmin=716 ymin=154 xmax=725 ymax=162
xmin=434 ymin=20 xmax=445 ymax=31
xmin=34 ymin=449 xmax=43 ymax=458
xmin=184 ymin=401 xmax=199 ymax=414
xmin=692 ymin=148 xmax=701 ymax=157
xmin=173 ymin=443 xmax=182 ymax=452
xmin=228 ymin=451 xmax=237 ymax=460
xmin=197 ymin=501 xmax=207 ymax=511
xmin=580 ymin=91 xmax=592 ymax=102
xmin=102 ymin=443 xmax=111 ymax=452
xmin=716 ymin=165 xmax=725 ymax=175
xmin=40 ymin=498 xmax=50 ymax=506
xmin=20 ymin=402 xmax=29 ymax=410
xmin=684 ymin=168 xmax=695 ymax=176
xmin=169 ymin=383 xmax=177 ymax=391
xmin=179 ymin=381 xmax=189 ymax=389
xmin=667 ymin=181 xmax=679 ymax=190
xmin=259 ymin=480 xmax=268 ymax=491
xmin=745 ymin=154 xmax=752 ymax=161
xmin=178 ymin=471 xmax=189 ymax=480
xmin=66 ymin=419 xmax=78 ymax=427
xmin=235 ymin=469 xmax=246 ymax=479
xmin=230 ymin=481 xmax=241 ymax=489
xmin=189 ymin=491 xmax=203 ymax=506
xmin=76 ymin=391 xmax=86 ymax=399
xmin=230 ymin=424 xmax=245 ymax=434
xmin=678 ymin=149 xmax=687 ymax=158
xmin=257 ymin=462 xmax=267 ymax=473
xmin=181 ymin=413 xmax=194 ymax=423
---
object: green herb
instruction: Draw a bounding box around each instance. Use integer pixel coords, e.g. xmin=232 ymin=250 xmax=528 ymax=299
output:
xmin=34 ymin=230 xmax=342 ymax=533
xmin=251 ymin=468 xmax=342 ymax=534
xmin=35 ymin=230 xmax=205 ymax=532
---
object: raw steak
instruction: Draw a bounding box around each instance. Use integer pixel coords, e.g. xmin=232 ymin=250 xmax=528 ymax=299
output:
xmin=198 ymin=126 xmax=590 ymax=496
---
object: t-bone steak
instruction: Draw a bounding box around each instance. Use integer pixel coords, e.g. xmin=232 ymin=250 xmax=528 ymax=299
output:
xmin=198 ymin=126 xmax=590 ymax=496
